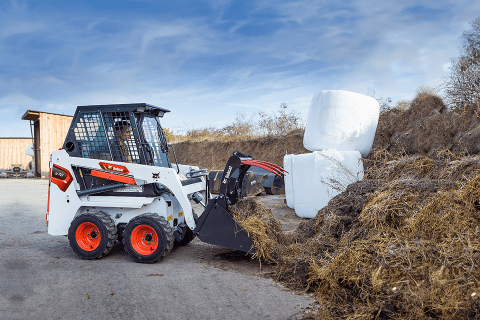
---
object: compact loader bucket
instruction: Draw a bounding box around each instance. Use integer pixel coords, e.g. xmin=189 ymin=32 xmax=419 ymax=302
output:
xmin=193 ymin=151 xmax=287 ymax=253
xmin=194 ymin=196 xmax=254 ymax=252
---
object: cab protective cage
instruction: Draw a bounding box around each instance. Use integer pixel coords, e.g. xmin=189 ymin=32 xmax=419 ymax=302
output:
xmin=62 ymin=103 xmax=171 ymax=167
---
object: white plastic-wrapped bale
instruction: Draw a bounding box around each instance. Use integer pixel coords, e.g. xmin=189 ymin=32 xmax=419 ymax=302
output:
xmin=303 ymin=90 xmax=379 ymax=157
xmin=283 ymin=154 xmax=295 ymax=209
xmin=292 ymin=149 xmax=364 ymax=218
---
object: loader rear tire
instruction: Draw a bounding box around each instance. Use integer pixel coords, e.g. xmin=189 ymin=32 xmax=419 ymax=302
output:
xmin=123 ymin=213 xmax=174 ymax=263
xmin=68 ymin=211 xmax=117 ymax=260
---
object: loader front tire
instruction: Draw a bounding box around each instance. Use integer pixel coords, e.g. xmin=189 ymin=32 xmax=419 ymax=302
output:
xmin=123 ymin=213 xmax=174 ymax=263
xmin=68 ymin=211 xmax=117 ymax=260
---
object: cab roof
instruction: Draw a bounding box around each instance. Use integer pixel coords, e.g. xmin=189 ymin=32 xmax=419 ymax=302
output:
xmin=77 ymin=103 xmax=171 ymax=118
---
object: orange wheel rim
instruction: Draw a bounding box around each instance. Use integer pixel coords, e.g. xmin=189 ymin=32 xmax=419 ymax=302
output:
xmin=76 ymin=222 xmax=101 ymax=251
xmin=131 ymin=225 xmax=159 ymax=255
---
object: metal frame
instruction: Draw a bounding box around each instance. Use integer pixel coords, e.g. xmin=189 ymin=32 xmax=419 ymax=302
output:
xmin=63 ymin=103 xmax=171 ymax=167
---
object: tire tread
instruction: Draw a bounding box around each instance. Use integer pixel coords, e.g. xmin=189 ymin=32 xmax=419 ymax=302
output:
xmin=122 ymin=213 xmax=174 ymax=263
xmin=68 ymin=211 xmax=117 ymax=260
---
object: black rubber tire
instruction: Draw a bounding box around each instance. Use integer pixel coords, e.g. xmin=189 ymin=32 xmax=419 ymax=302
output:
xmin=68 ymin=211 xmax=117 ymax=260
xmin=123 ymin=213 xmax=174 ymax=263
xmin=175 ymin=227 xmax=196 ymax=246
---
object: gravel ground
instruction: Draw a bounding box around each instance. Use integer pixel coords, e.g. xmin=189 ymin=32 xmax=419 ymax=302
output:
xmin=0 ymin=180 xmax=315 ymax=320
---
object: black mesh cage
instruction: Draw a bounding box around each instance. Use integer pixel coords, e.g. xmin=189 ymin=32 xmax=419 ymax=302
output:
xmin=104 ymin=111 xmax=141 ymax=163
xmin=63 ymin=104 xmax=171 ymax=167
xmin=72 ymin=112 xmax=111 ymax=161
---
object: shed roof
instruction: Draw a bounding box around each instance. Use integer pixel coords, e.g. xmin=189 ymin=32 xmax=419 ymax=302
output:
xmin=0 ymin=137 xmax=31 ymax=139
xmin=21 ymin=110 xmax=73 ymax=121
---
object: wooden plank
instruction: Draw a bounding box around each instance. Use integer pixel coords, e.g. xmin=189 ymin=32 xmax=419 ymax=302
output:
xmin=38 ymin=113 xmax=73 ymax=178
xmin=0 ymin=138 xmax=33 ymax=170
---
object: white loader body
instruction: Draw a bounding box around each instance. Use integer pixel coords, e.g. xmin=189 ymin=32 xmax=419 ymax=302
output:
xmin=46 ymin=103 xmax=285 ymax=263
xmin=48 ymin=150 xmax=205 ymax=236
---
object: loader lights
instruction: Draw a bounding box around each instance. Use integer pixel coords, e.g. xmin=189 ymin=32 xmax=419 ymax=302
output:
xmin=51 ymin=164 xmax=74 ymax=192
xmin=99 ymin=162 xmax=130 ymax=174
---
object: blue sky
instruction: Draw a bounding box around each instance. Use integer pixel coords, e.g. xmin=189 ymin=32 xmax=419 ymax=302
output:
xmin=0 ymin=0 xmax=479 ymax=137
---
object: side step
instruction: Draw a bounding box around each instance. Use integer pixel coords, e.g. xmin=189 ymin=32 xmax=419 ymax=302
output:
xmin=194 ymin=196 xmax=254 ymax=254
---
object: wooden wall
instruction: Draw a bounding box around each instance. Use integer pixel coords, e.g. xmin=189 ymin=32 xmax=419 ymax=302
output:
xmin=0 ymin=138 xmax=33 ymax=170
xmin=38 ymin=113 xmax=73 ymax=178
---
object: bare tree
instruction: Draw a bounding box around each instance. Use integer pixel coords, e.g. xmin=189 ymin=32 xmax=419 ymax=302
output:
xmin=444 ymin=17 xmax=480 ymax=108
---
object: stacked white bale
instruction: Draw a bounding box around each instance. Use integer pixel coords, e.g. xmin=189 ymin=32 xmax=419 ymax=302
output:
xmin=292 ymin=149 xmax=363 ymax=218
xmin=283 ymin=154 xmax=295 ymax=209
xmin=303 ymin=90 xmax=379 ymax=157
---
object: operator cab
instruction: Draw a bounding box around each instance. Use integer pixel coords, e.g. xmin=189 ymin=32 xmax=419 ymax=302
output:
xmin=62 ymin=103 xmax=175 ymax=196
xmin=63 ymin=103 xmax=172 ymax=168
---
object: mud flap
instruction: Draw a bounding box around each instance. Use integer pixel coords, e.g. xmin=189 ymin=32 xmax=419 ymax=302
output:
xmin=194 ymin=196 xmax=254 ymax=254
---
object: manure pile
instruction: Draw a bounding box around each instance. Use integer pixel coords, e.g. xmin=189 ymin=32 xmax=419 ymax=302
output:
xmin=230 ymin=155 xmax=480 ymax=319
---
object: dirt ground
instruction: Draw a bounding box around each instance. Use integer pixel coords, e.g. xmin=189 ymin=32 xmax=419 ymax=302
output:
xmin=0 ymin=180 xmax=316 ymax=320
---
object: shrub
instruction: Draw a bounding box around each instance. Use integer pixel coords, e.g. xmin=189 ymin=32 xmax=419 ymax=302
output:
xmin=165 ymin=104 xmax=305 ymax=142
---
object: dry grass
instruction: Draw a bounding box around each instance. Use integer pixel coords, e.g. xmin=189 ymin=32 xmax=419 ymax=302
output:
xmin=164 ymin=107 xmax=304 ymax=143
xmin=229 ymin=199 xmax=290 ymax=262
xmin=371 ymin=91 xmax=480 ymax=158
xmin=229 ymin=154 xmax=480 ymax=319
xmin=318 ymin=153 xmax=364 ymax=194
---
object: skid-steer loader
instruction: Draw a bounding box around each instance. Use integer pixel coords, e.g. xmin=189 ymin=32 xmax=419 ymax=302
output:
xmin=47 ymin=103 xmax=286 ymax=263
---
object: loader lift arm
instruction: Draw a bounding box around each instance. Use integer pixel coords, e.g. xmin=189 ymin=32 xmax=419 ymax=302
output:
xmin=194 ymin=151 xmax=286 ymax=253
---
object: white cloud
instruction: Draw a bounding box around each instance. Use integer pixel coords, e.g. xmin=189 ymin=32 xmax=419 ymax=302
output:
xmin=0 ymin=21 xmax=46 ymax=39
xmin=442 ymin=61 xmax=452 ymax=73
xmin=0 ymin=0 xmax=479 ymax=137
xmin=0 ymin=94 xmax=39 ymax=107
xmin=140 ymin=25 xmax=192 ymax=54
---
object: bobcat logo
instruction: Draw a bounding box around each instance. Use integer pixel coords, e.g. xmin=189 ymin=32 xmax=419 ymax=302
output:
xmin=222 ymin=166 xmax=233 ymax=184
xmin=152 ymin=172 xmax=160 ymax=179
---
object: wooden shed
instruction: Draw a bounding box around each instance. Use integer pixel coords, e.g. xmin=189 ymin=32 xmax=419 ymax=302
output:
xmin=0 ymin=138 xmax=33 ymax=171
xmin=22 ymin=110 xmax=73 ymax=178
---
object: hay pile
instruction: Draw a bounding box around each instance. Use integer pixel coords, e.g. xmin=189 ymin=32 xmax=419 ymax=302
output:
xmin=371 ymin=92 xmax=480 ymax=157
xmin=231 ymin=155 xmax=480 ymax=319
xmin=229 ymin=199 xmax=290 ymax=262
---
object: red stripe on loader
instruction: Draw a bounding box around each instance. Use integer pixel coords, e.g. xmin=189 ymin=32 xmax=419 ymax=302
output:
xmin=250 ymin=160 xmax=288 ymax=174
xmin=248 ymin=160 xmax=288 ymax=176
xmin=90 ymin=170 xmax=136 ymax=185
xmin=241 ymin=160 xmax=287 ymax=177
xmin=99 ymin=162 xmax=130 ymax=174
